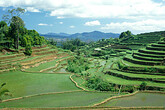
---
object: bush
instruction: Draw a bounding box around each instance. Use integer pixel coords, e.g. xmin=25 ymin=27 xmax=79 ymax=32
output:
xmin=139 ymin=82 xmax=147 ymax=90
xmin=86 ymin=76 xmax=112 ymax=91
xmin=25 ymin=43 xmax=32 ymax=56
xmin=66 ymin=56 xmax=89 ymax=73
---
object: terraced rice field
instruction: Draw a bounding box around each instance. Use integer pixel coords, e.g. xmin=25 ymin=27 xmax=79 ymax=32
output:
xmin=0 ymin=44 xmax=165 ymax=109
xmin=0 ymin=46 xmax=119 ymax=108
xmin=103 ymin=41 xmax=165 ymax=89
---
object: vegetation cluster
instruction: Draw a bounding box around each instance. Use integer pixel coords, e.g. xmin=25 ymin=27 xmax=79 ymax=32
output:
xmin=0 ymin=8 xmax=47 ymax=55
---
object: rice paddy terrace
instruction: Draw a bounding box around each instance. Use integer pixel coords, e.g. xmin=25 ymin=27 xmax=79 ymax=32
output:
xmin=105 ymin=40 xmax=165 ymax=89
xmin=0 ymin=46 xmax=121 ymax=109
xmin=0 ymin=41 xmax=165 ymax=109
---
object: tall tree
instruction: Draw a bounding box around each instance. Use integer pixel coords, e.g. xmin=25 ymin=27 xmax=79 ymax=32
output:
xmin=10 ymin=16 xmax=25 ymax=49
xmin=0 ymin=21 xmax=8 ymax=41
xmin=3 ymin=7 xmax=25 ymax=49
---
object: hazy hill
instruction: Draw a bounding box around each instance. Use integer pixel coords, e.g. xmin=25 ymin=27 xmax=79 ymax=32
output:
xmin=40 ymin=31 xmax=119 ymax=42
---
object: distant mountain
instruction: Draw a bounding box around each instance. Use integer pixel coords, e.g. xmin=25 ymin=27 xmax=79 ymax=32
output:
xmin=41 ymin=32 xmax=70 ymax=38
xmin=40 ymin=31 xmax=119 ymax=42
xmin=58 ymin=33 xmax=70 ymax=36
xmin=70 ymin=31 xmax=119 ymax=42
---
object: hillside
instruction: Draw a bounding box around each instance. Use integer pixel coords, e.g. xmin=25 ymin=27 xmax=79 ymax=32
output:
xmin=121 ymin=31 xmax=165 ymax=44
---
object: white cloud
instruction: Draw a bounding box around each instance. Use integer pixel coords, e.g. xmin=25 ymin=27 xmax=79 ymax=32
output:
xmin=84 ymin=20 xmax=101 ymax=26
xmin=70 ymin=25 xmax=75 ymax=28
xmin=57 ymin=16 xmax=64 ymax=19
xmin=59 ymin=22 xmax=63 ymax=24
xmin=38 ymin=23 xmax=48 ymax=26
xmin=0 ymin=0 xmax=165 ymax=19
xmin=26 ymin=7 xmax=40 ymax=12
xmin=38 ymin=23 xmax=53 ymax=26
xmin=101 ymin=19 xmax=165 ymax=34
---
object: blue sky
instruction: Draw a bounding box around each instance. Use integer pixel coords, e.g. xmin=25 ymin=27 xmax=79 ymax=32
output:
xmin=0 ymin=0 xmax=165 ymax=34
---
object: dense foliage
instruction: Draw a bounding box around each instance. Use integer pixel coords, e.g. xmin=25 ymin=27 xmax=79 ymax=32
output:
xmin=67 ymin=56 xmax=89 ymax=73
xmin=119 ymin=30 xmax=132 ymax=39
xmin=62 ymin=38 xmax=86 ymax=51
xmin=139 ymin=82 xmax=147 ymax=90
xmin=24 ymin=43 xmax=32 ymax=56
xmin=86 ymin=76 xmax=113 ymax=91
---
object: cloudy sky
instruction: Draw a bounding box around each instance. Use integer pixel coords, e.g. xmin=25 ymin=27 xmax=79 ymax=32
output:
xmin=0 ymin=0 xmax=165 ymax=34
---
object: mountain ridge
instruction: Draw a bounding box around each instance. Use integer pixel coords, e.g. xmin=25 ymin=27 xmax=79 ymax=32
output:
xmin=40 ymin=31 xmax=119 ymax=42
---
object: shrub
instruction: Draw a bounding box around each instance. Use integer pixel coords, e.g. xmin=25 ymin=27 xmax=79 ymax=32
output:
xmin=86 ymin=76 xmax=112 ymax=91
xmin=66 ymin=56 xmax=89 ymax=74
xmin=139 ymin=82 xmax=147 ymax=90
xmin=25 ymin=43 xmax=32 ymax=56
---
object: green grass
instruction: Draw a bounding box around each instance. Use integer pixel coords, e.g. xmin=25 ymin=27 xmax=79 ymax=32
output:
xmin=32 ymin=46 xmax=50 ymax=52
xmin=26 ymin=56 xmax=70 ymax=72
xmin=103 ymin=74 xmax=165 ymax=88
xmin=0 ymin=53 xmax=24 ymax=58
xmin=26 ymin=59 xmax=58 ymax=72
xmin=99 ymin=92 xmax=165 ymax=107
xmin=34 ymin=49 xmax=57 ymax=55
xmin=0 ymin=91 xmax=114 ymax=108
xmin=134 ymin=52 xmax=165 ymax=58
xmin=139 ymin=48 xmax=165 ymax=54
xmin=0 ymin=71 xmax=80 ymax=99
xmin=20 ymin=54 xmax=52 ymax=63
xmin=152 ymin=43 xmax=165 ymax=47
xmin=54 ymin=67 xmax=67 ymax=73
xmin=108 ymin=69 xmax=165 ymax=79
xmin=122 ymin=59 xmax=165 ymax=69
xmin=0 ymin=57 xmax=26 ymax=66
xmin=104 ymin=59 xmax=113 ymax=70
xmin=147 ymin=45 xmax=165 ymax=50
xmin=125 ymin=54 xmax=161 ymax=63
xmin=133 ymin=54 xmax=164 ymax=61
xmin=71 ymin=75 xmax=95 ymax=91
xmin=0 ymin=56 xmax=25 ymax=62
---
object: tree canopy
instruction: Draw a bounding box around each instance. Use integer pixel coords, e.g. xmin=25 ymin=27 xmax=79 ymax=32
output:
xmin=119 ymin=30 xmax=132 ymax=39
